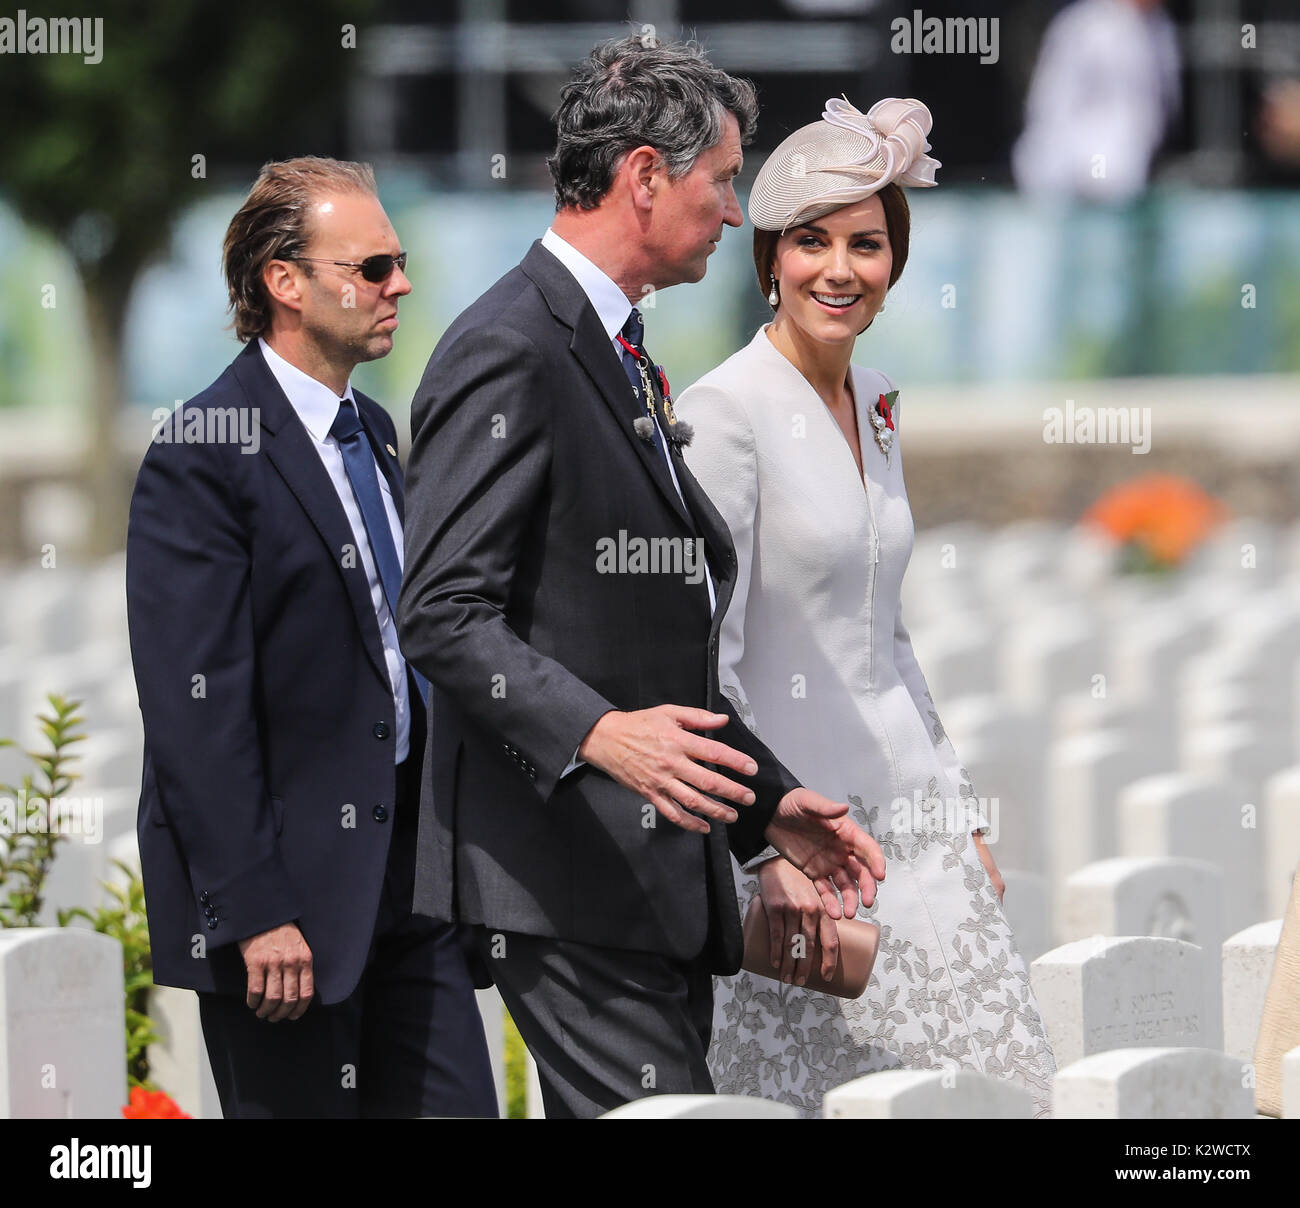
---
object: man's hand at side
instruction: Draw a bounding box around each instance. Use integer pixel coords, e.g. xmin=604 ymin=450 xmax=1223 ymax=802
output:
xmin=765 ymin=788 xmax=887 ymax=921
xmin=578 ymin=705 xmax=761 ymax=835
xmin=238 ymin=922 xmax=314 ymax=1021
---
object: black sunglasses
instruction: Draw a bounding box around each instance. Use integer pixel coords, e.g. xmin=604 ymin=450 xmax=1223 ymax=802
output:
xmin=292 ymin=251 xmax=408 ymax=283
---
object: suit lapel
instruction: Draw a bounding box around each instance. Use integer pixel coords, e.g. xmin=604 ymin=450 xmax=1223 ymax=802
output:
xmin=521 ymin=242 xmax=696 ymax=534
xmin=356 ymin=393 xmax=406 ymax=524
xmin=231 ymin=344 xmax=392 ymax=690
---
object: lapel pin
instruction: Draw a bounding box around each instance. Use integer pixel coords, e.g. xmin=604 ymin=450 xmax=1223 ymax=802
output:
xmin=385 ymin=443 xmax=397 ymax=457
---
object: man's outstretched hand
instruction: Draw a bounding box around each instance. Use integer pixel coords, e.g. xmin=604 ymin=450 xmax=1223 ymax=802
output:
xmin=765 ymin=788 xmax=886 ymax=920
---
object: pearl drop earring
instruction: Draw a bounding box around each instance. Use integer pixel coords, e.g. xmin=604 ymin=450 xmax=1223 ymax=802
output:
xmin=768 ymin=274 xmax=779 ymax=307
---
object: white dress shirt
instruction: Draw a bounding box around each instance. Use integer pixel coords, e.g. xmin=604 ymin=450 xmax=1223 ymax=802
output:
xmin=540 ymin=229 xmax=716 ymax=777
xmin=259 ymin=338 xmax=411 ymax=763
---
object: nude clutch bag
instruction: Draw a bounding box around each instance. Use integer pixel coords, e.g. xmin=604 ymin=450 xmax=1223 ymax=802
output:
xmin=741 ymin=896 xmax=880 ymax=999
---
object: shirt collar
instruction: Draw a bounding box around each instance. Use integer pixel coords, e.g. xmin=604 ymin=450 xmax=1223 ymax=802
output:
xmin=258 ymin=337 xmax=357 ymax=444
xmin=541 ymin=227 xmax=635 ymax=341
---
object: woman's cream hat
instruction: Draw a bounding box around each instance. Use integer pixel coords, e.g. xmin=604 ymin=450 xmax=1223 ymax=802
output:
xmin=748 ymin=97 xmax=941 ymax=232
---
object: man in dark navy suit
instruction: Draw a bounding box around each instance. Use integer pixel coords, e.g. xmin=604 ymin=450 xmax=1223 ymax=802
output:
xmin=126 ymin=158 xmax=495 ymax=1118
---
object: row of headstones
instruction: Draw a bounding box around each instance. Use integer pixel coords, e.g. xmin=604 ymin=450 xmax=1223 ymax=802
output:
xmin=905 ymin=517 xmax=1300 ymax=620
xmin=3 ymin=523 xmax=1293 ymax=780
xmin=6 ymin=791 xmax=1286 ymax=1117
xmin=603 ymin=1049 xmax=1289 ymax=1118
xmin=4 ymin=535 xmax=1295 ymax=932
xmin=909 ymin=523 xmax=1300 ymax=806
xmin=958 ymin=730 xmax=1300 ymax=931
xmin=0 ymin=924 xmax=1280 ymax=1120
xmin=604 ymin=926 xmax=1292 ymax=1119
xmin=15 ymin=731 xmax=1298 ymax=952
xmin=888 ymin=524 xmax=1295 ymax=958
xmin=0 ymin=923 xmax=538 ymax=1120
xmin=14 ymin=515 xmax=1297 ymax=661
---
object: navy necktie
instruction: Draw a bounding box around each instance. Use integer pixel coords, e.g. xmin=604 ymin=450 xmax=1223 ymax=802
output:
xmin=619 ymin=309 xmax=666 ymax=456
xmin=330 ymin=401 xmax=428 ymax=703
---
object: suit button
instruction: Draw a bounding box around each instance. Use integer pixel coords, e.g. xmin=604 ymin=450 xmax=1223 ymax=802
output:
xmin=373 ymin=804 xmax=389 ymax=822
xmin=199 ymin=892 xmax=211 ymax=906
xmin=206 ymin=918 xmax=218 ymax=930
xmin=373 ymin=722 xmax=390 ymax=740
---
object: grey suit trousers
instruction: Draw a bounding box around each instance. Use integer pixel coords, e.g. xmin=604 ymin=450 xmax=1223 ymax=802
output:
xmin=473 ymin=925 xmax=715 ymax=1118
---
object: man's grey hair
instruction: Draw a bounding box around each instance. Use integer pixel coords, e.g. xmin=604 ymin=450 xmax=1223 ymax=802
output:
xmin=548 ymin=35 xmax=759 ymax=211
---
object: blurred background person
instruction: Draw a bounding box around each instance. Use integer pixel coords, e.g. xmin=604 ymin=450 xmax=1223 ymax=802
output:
xmin=1012 ymin=0 xmax=1181 ymax=202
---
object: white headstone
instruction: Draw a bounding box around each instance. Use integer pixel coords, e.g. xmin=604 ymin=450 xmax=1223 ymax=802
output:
xmin=1118 ymin=773 xmax=1262 ymax=935
xmin=1221 ymin=919 xmax=1282 ymax=1066
xmin=526 ymin=1049 xmax=544 ymax=1120
xmin=474 ymin=986 xmax=505 ymax=1118
xmin=0 ymin=928 xmax=125 ymax=1118
xmin=38 ymin=790 xmax=137 ymax=925
xmin=2 ymin=567 xmax=88 ymax=656
xmin=20 ymin=643 xmax=132 ymax=739
xmin=1054 ymin=690 xmax=1152 ymax=744
xmin=1263 ymin=765 xmax=1300 ymax=917
xmin=822 ymin=1068 xmax=1032 ymax=1118
xmin=600 ymin=1094 xmax=797 ymax=1119
xmin=1107 ymin=602 xmax=1208 ymax=707
xmin=1001 ymin=605 xmax=1101 ymax=712
xmin=908 ymin=619 xmax=997 ymax=705
xmin=1031 ymin=936 xmax=1206 ymax=1068
xmin=1059 ymin=525 xmax=1116 ymax=592
xmin=1183 ymin=722 xmax=1292 ymax=808
xmin=1054 ymin=1047 xmax=1254 ymax=1118
xmin=1194 ymin=519 xmax=1280 ymax=586
xmin=1061 ymin=857 xmax=1225 ymax=1048
xmin=1047 ymin=732 xmax=1150 ymax=903
xmin=147 ymin=985 xmax=222 ymax=1119
xmin=944 ymin=695 xmax=1048 ymax=874
xmin=978 ymin=522 xmax=1068 ymax=605
xmin=77 ymin=727 xmax=144 ymax=796
xmin=1001 ymin=870 xmax=1052 ymax=964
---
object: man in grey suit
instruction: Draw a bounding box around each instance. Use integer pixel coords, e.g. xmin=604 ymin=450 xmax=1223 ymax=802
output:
xmin=398 ymin=36 xmax=886 ymax=1118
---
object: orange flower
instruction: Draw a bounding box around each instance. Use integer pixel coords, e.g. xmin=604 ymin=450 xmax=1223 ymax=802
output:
xmin=1082 ymin=475 xmax=1225 ymax=568
xmin=121 ymin=1086 xmax=191 ymax=1119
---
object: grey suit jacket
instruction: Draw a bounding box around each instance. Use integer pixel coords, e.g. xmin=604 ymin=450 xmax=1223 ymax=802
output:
xmin=397 ymin=240 xmax=800 ymax=973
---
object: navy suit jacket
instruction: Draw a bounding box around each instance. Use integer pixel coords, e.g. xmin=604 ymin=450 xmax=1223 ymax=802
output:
xmin=126 ymin=340 xmax=423 ymax=1004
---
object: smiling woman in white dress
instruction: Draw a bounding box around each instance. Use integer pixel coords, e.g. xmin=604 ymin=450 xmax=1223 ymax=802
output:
xmin=676 ymin=98 xmax=1056 ymax=1118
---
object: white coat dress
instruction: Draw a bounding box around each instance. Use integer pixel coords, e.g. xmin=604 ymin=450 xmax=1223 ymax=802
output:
xmin=676 ymin=326 xmax=1056 ymax=1117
